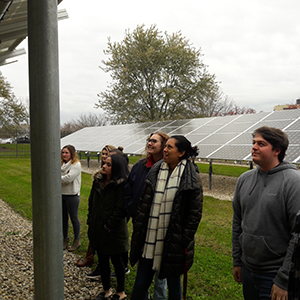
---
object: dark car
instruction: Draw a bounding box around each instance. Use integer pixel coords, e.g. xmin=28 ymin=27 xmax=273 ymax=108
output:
xmin=16 ymin=136 xmax=30 ymax=144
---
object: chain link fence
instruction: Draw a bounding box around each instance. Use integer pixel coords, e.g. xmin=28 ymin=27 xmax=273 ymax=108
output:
xmin=0 ymin=130 xmax=31 ymax=158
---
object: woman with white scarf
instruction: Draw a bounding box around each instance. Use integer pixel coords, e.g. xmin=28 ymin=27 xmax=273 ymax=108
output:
xmin=130 ymin=135 xmax=203 ymax=300
xmin=61 ymin=144 xmax=81 ymax=251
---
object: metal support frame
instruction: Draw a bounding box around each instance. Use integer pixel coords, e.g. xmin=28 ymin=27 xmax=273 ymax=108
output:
xmin=209 ymin=160 xmax=213 ymax=190
xmin=28 ymin=0 xmax=64 ymax=299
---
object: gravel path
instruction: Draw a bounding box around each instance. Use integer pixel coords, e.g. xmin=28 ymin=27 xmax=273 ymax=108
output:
xmin=0 ymin=199 xmax=104 ymax=300
xmin=0 ymin=160 xmax=237 ymax=299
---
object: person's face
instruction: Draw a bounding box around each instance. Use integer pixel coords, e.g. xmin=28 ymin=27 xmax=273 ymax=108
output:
xmin=62 ymin=148 xmax=71 ymax=163
xmin=147 ymin=134 xmax=164 ymax=156
xmin=101 ymin=149 xmax=108 ymax=163
xmin=163 ymin=138 xmax=185 ymax=168
xmin=101 ymin=157 xmax=112 ymax=177
xmin=252 ymin=133 xmax=280 ymax=171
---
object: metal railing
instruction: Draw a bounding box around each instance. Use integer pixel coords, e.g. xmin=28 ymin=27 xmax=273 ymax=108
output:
xmin=0 ymin=142 xmax=31 ymax=157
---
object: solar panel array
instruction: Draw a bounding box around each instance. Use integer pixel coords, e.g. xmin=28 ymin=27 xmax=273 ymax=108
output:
xmin=60 ymin=109 xmax=300 ymax=163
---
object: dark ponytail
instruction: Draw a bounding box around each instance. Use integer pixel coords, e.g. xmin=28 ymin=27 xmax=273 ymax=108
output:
xmin=170 ymin=135 xmax=199 ymax=160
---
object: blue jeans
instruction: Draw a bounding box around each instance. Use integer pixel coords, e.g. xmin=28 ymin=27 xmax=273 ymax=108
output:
xmin=242 ymin=264 xmax=277 ymax=300
xmin=153 ymin=271 xmax=167 ymax=300
xmin=131 ymin=258 xmax=181 ymax=300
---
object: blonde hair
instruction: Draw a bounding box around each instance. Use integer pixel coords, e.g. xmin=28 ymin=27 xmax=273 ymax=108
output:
xmin=100 ymin=144 xmax=116 ymax=167
xmin=61 ymin=145 xmax=79 ymax=165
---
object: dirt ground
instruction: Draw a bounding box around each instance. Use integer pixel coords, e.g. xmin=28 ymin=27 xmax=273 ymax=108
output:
xmin=200 ymin=173 xmax=237 ymax=201
xmin=80 ymin=159 xmax=237 ymax=201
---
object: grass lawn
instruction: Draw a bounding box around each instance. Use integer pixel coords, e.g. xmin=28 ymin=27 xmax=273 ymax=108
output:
xmin=0 ymin=143 xmax=31 ymax=158
xmin=0 ymin=158 xmax=243 ymax=299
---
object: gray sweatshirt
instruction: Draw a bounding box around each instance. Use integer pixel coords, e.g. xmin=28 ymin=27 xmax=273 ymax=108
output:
xmin=232 ymin=162 xmax=300 ymax=290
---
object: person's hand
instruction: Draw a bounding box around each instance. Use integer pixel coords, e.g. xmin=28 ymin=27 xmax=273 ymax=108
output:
xmin=270 ymin=284 xmax=287 ymax=300
xmin=104 ymin=224 xmax=112 ymax=233
xmin=232 ymin=266 xmax=242 ymax=283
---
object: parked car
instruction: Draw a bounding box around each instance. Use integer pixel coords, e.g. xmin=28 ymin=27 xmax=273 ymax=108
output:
xmin=16 ymin=136 xmax=30 ymax=144
xmin=0 ymin=138 xmax=15 ymax=144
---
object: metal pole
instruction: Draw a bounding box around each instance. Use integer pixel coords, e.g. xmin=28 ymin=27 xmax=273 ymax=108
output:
xmin=85 ymin=151 xmax=90 ymax=168
xmin=209 ymin=160 xmax=213 ymax=190
xmin=16 ymin=138 xmax=18 ymax=158
xmin=28 ymin=0 xmax=64 ymax=299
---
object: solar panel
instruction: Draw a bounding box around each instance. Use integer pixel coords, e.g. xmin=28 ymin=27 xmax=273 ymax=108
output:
xmin=61 ymin=109 xmax=300 ymax=163
xmin=209 ymin=145 xmax=251 ymax=160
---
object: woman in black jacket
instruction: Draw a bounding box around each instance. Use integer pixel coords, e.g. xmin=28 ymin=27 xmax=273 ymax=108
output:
xmin=88 ymin=154 xmax=128 ymax=300
xmin=125 ymin=131 xmax=169 ymax=222
xmin=76 ymin=144 xmax=116 ymax=268
xmin=125 ymin=131 xmax=169 ymax=300
xmin=130 ymin=135 xmax=203 ymax=300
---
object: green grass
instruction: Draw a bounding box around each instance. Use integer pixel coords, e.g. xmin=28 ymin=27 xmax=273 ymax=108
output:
xmin=80 ymin=153 xmax=252 ymax=177
xmin=0 ymin=158 xmax=244 ymax=299
xmin=129 ymin=155 xmax=251 ymax=177
xmin=192 ymin=197 xmax=243 ymax=299
xmin=0 ymin=158 xmax=32 ymax=217
xmin=0 ymin=143 xmax=31 ymax=157
xmin=197 ymin=162 xmax=250 ymax=177
xmin=128 ymin=155 xmax=142 ymax=165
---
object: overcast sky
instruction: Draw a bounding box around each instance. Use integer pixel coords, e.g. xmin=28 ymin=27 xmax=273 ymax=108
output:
xmin=2 ymin=0 xmax=300 ymax=124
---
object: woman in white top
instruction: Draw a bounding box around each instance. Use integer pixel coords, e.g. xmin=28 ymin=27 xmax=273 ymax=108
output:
xmin=61 ymin=144 xmax=81 ymax=251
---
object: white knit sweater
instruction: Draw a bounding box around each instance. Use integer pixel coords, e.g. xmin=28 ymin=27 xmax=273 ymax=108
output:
xmin=61 ymin=161 xmax=81 ymax=195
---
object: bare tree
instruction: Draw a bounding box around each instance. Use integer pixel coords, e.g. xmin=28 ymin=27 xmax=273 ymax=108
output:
xmin=75 ymin=113 xmax=108 ymax=128
xmin=61 ymin=113 xmax=108 ymax=137
xmin=212 ymin=96 xmax=256 ymax=116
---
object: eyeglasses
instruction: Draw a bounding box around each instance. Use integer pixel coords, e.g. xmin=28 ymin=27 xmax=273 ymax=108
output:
xmin=147 ymin=138 xmax=158 ymax=144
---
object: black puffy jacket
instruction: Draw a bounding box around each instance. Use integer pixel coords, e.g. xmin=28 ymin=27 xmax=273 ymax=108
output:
xmin=124 ymin=158 xmax=151 ymax=220
xmin=130 ymin=159 xmax=203 ymax=279
xmin=87 ymin=171 xmax=129 ymax=255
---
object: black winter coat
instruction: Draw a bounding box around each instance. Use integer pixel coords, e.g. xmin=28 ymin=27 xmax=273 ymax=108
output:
xmin=87 ymin=171 xmax=129 ymax=255
xmin=130 ymin=159 xmax=203 ymax=279
xmin=124 ymin=158 xmax=151 ymax=220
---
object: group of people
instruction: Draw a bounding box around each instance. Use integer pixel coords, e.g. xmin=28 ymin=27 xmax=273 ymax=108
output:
xmin=61 ymin=126 xmax=300 ymax=300
xmin=61 ymin=133 xmax=203 ymax=300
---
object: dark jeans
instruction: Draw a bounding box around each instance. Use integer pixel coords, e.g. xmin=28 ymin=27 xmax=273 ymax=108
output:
xmin=242 ymin=264 xmax=277 ymax=300
xmin=122 ymin=251 xmax=128 ymax=269
xmin=62 ymin=194 xmax=80 ymax=240
xmin=97 ymin=251 xmax=125 ymax=293
xmin=131 ymin=257 xmax=181 ymax=300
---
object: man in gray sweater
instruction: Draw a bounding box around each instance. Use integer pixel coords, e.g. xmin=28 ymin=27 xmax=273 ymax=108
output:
xmin=232 ymin=126 xmax=300 ymax=300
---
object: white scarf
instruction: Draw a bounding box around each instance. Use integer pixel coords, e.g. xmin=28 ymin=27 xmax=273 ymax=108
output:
xmin=142 ymin=159 xmax=186 ymax=271
xmin=61 ymin=160 xmax=72 ymax=174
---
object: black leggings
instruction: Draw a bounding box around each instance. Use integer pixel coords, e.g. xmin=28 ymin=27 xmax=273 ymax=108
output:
xmin=97 ymin=251 xmax=125 ymax=293
xmin=62 ymin=194 xmax=80 ymax=240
